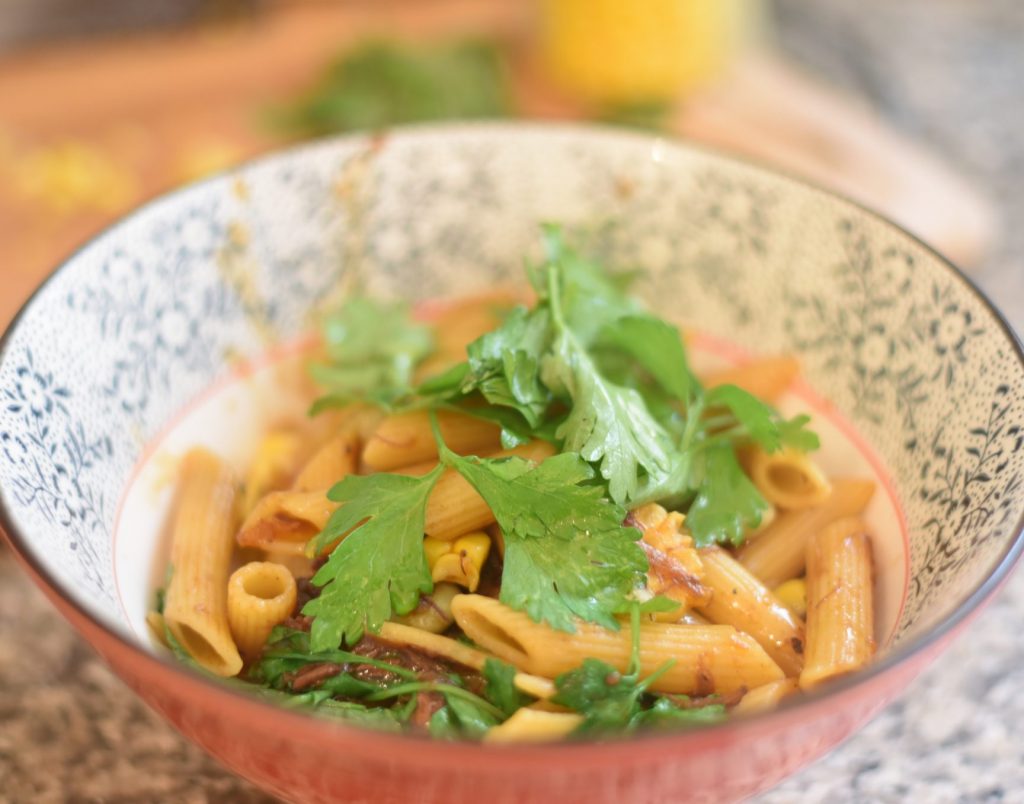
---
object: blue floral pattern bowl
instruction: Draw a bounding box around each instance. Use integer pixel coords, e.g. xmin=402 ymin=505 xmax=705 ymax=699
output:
xmin=1 ymin=123 xmax=1022 ymax=803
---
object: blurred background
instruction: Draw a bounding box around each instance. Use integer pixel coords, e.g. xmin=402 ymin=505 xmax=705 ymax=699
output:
xmin=1 ymin=1 xmax=1022 ymax=801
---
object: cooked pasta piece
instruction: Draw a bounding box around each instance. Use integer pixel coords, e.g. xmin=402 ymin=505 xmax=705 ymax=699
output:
xmin=800 ymin=518 xmax=875 ymax=690
xmin=378 ymin=622 xmax=555 ymax=699
xmin=695 ymin=546 xmax=805 ymax=677
xmin=362 ymin=409 xmax=501 ymax=471
xmin=452 ymin=595 xmax=784 ymax=695
xmin=736 ymin=478 xmax=875 ymax=589
xmin=163 ymin=449 xmax=243 ymax=676
xmin=227 ymin=561 xmax=297 ymax=660
xmin=236 ymin=489 xmax=338 ymax=548
xmin=241 ymin=429 xmax=305 ymax=514
xmin=732 ymin=678 xmax=800 ymax=716
xmin=745 ymin=447 xmax=831 ymax=510
xmin=415 ymin=290 xmax=525 ymax=380
xmin=701 ymin=355 xmax=800 ymax=402
xmin=291 ymin=427 xmax=359 ymax=492
xmin=483 ymin=707 xmax=584 ymax=743
xmin=423 ymin=532 xmax=491 ymax=591
xmin=421 ymin=441 xmax=556 ymax=540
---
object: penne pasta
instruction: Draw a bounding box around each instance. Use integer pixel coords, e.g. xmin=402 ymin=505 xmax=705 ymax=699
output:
xmin=241 ymin=429 xmax=306 ymax=515
xmin=631 ymin=503 xmax=710 ymax=615
xmin=163 ymin=449 xmax=243 ymax=677
xmin=390 ymin=582 xmax=460 ymax=634
xmin=291 ymin=428 xmax=359 ymax=492
xmin=695 ymin=546 xmax=805 ymax=677
xmin=800 ymin=518 xmax=876 ymax=690
xmin=732 ymin=678 xmax=800 ymax=716
xmin=735 ymin=478 xmax=875 ymax=589
xmin=452 ymin=595 xmax=785 ymax=695
xmin=227 ymin=561 xmax=298 ymax=660
xmin=236 ymin=490 xmax=339 ymax=548
xmin=483 ymin=708 xmax=584 ymax=743
xmin=378 ymin=622 xmax=555 ymax=699
xmin=362 ymin=409 xmax=502 ymax=472
xmin=745 ymin=447 xmax=831 ymax=511
xmin=701 ymin=356 xmax=800 ymax=402
xmin=422 ymin=441 xmax=557 ymax=541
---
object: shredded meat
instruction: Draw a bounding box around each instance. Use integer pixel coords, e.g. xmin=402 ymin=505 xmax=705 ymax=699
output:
xmin=287 ymin=662 xmax=344 ymax=692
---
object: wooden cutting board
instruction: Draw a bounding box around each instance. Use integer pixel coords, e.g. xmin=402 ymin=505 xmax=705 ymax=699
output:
xmin=0 ymin=0 xmax=995 ymax=329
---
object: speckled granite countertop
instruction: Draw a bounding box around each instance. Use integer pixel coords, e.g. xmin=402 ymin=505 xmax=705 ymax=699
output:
xmin=3 ymin=1 xmax=1023 ymax=802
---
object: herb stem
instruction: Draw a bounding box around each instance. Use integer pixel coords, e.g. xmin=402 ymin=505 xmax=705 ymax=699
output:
xmin=366 ymin=681 xmax=505 ymax=719
xmin=266 ymin=651 xmax=418 ymax=681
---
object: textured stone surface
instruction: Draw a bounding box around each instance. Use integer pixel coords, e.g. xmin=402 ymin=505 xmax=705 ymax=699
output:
xmin=2 ymin=1 xmax=1023 ymax=802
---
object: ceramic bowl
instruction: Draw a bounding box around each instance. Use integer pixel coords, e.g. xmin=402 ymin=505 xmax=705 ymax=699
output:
xmin=2 ymin=124 xmax=1022 ymax=804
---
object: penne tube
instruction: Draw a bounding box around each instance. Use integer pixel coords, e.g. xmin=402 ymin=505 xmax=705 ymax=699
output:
xmin=227 ymin=562 xmax=298 ymax=660
xmin=732 ymin=678 xmax=801 ymax=716
xmin=695 ymin=546 xmax=805 ymax=677
xmin=745 ymin=447 xmax=831 ymax=511
xmin=452 ymin=595 xmax=784 ymax=695
xmin=378 ymin=621 xmax=554 ymax=700
xmin=291 ymin=428 xmax=359 ymax=492
xmin=484 ymin=708 xmax=583 ymax=744
xmin=415 ymin=291 xmax=526 ymax=380
xmin=800 ymin=518 xmax=876 ymax=690
xmin=391 ymin=582 xmax=460 ymax=634
xmin=735 ymin=478 xmax=875 ymax=589
xmin=630 ymin=503 xmax=710 ymax=614
xmin=362 ymin=409 xmax=501 ymax=472
xmin=163 ymin=449 xmax=243 ymax=677
xmin=236 ymin=490 xmax=339 ymax=548
xmin=701 ymin=355 xmax=800 ymax=402
xmin=241 ymin=429 xmax=306 ymax=515
xmin=422 ymin=441 xmax=556 ymax=541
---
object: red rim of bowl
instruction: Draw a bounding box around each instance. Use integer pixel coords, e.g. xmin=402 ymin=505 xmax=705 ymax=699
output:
xmin=1 ymin=121 xmax=1023 ymax=759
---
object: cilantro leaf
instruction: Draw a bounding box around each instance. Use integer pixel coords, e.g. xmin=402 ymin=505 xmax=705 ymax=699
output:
xmin=778 ymin=413 xmax=821 ymax=452
xmin=553 ymin=658 xmax=644 ymax=733
xmin=310 ymin=297 xmax=434 ymax=412
xmin=483 ymin=658 xmax=530 ymax=717
xmin=543 ymin=326 xmax=673 ymax=505
xmin=686 ymin=444 xmax=768 ymax=547
xmin=704 ymin=384 xmax=782 ymax=452
xmin=598 ymin=314 xmax=697 ymax=403
xmin=461 ymin=306 xmax=552 ymax=427
xmin=629 ymin=697 xmax=727 ymax=730
xmin=304 ymin=466 xmax=444 ymax=649
xmin=438 ymin=448 xmax=647 ymax=631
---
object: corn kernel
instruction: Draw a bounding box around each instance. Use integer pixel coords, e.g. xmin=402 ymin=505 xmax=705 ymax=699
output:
xmin=773 ymin=578 xmax=807 ymax=619
xmin=423 ymin=532 xmax=491 ymax=591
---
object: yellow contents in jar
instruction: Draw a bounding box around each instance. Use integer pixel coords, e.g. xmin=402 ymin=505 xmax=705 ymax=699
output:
xmin=539 ymin=0 xmax=750 ymax=106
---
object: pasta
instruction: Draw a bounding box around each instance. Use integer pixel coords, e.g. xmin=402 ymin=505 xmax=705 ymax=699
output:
xmin=451 ymin=594 xmax=785 ymax=695
xmin=227 ymin=562 xmax=298 ymax=660
xmin=744 ymin=447 xmax=832 ymax=510
xmin=694 ymin=547 xmax=805 ymax=677
xmin=735 ymin=478 xmax=876 ymax=589
xmin=163 ymin=449 xmax=243 ymax=677
xmin=152 ymin=230 xmax=893 ymax=740
xmin=800 ymin=518 xmax=876 ymax=689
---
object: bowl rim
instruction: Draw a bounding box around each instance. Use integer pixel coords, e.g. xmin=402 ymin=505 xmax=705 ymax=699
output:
xmin=2 ymin=120 xmax=1023 ymax=756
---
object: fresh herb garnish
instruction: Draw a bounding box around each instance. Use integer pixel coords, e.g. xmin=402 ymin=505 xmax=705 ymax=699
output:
xmin=303 ymin=466 xmax=444 ymax=649
xmin=433 ymin=417 xmax=646 ymax=632
xmin=552 ymin=604 xmax=725 ymax=734
xmin=309 ymin=297 xmax=434 ymax=414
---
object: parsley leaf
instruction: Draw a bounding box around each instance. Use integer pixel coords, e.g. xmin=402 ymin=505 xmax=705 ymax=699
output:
xmin=778 ymin=413 xmax=821 ymax=452
xmin=304 ymin=466 xmax=444 ymax=649
xmin=482 ymin=658 xmax=530 ymax=717
xmin=309 ymin=297 xmax=434 ymax=413
xmin=437 ymin=445 xmax=646 ymax=632
xmin=598 ymin=314 xmax=697 ymax=403
xmin=629 ymin=697 xmax=726 ymax=730
xmin=461 ymin=306 xmax=553 ymax=427
xmin=704 ymin=384 xmax=784 ymax=452
xmin=544 ymin=305 xmax=674 ymax=506
xmin=685 ymin=443 xmax=768 ymax=548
